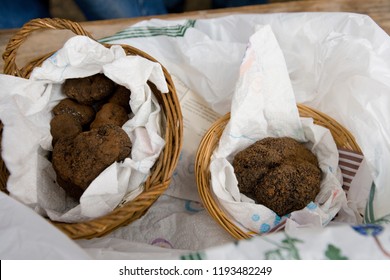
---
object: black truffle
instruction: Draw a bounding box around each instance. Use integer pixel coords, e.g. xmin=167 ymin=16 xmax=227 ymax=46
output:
xmin=233 ymin=137 xmax=321 ymax=216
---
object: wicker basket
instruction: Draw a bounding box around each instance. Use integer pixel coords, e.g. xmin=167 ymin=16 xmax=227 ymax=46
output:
xmin=195 ymin=104 xmax=361 ymax=240
xmin=0 ymin=18 xmax=183 ymax=239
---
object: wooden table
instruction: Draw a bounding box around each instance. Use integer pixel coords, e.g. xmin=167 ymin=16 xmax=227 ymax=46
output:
xmin=1 ymin=0 xmax=389 ymax=74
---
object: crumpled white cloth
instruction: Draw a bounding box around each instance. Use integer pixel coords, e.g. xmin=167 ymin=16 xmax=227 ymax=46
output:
xmin=0 ymin=35 xmax=167 ymax=222
xmin=210 ymin=25 xmax=352 ymax=235
xmin=0 ymin=191 xmax=90 ymax=259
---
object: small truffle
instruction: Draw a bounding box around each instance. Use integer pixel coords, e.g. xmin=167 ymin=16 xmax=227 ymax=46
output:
xmin=50 ymin=114 xmax=82 ymax=145
xmin=109 ymin=85 xmax=131 ymax=113
xmin=90 ymin=103 xmax=129 ymax=129
xmin=52 ymin=98 xmax=95 ymax=126
xmin=233 ymin=137 xmax=321 ymax=216
xmin=62 ymin=73 xmax=116 ymax=105
xmin=52 ymin=124 xmax=132 ymax=200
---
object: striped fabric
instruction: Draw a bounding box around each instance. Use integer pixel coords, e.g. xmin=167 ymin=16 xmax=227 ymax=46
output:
xmin=338 ymin=148 xmax=364 ymax=192
xmin=99 ymin=19 xmax=196 ymax=43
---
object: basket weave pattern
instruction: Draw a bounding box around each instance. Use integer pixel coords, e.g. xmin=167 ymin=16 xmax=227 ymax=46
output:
xmin=0 ymin=18 xmax=183 ymax=239
xmin=195 ymin=104 xmax=361 ymax=240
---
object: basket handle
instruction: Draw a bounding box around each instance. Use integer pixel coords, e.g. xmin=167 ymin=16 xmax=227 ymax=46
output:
xmin=2 ymin=18 xmax=94 ymax=77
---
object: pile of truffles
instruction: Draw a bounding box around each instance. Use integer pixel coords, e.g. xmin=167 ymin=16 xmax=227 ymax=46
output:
xmin=233 ymin=137 xmax=322 ymax=216
xmin=50 ymin=74 xmax=132 ymax=200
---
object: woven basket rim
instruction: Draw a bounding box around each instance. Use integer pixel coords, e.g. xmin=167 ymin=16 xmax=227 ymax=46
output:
xmin=195 ymin=104 xmax=362 ymax=240
xmin=0 ymin=18 xmax=183 ymax=239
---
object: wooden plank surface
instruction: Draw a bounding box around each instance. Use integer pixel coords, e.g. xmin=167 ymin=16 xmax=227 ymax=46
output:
xmin=1 ymin=0 xmax=389 ymax=74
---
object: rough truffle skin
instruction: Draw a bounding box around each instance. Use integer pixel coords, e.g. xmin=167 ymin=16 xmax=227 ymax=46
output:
xmin=62 ymin=73 xmax=116 ymax=105
xmin=52 ymin=98 xmax=95 ymax=126
xmin=109 ymin=85 xmax=132 ymax=113
xmin=50 ymin=114 xmax=82 ymax=145
xmin=52 ymin=124 xmax=132 ymax=200
xmin=90 ymin=103 xmax=129 ymax=129
xmin=233 ymin=137 xmax=321 ymax=216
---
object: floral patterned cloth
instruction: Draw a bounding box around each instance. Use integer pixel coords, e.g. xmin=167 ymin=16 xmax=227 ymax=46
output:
xmin=181 ymin=223 xmax=390 ymax=260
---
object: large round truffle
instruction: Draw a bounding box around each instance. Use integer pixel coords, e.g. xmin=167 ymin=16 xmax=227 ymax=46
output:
xmin=233 ymin=137 xmax=321 ymax=216
xmin=62 ymin=73 xmax=116 ymax=105
xmin=52 ymin=124 xmax=132 ymax=200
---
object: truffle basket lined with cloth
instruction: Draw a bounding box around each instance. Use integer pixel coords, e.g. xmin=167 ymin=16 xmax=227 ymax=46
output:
xmin=195 ymin=104 xmax=362 ymax=240
xmin=0 ymin=18 xmax=183 ymax=239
